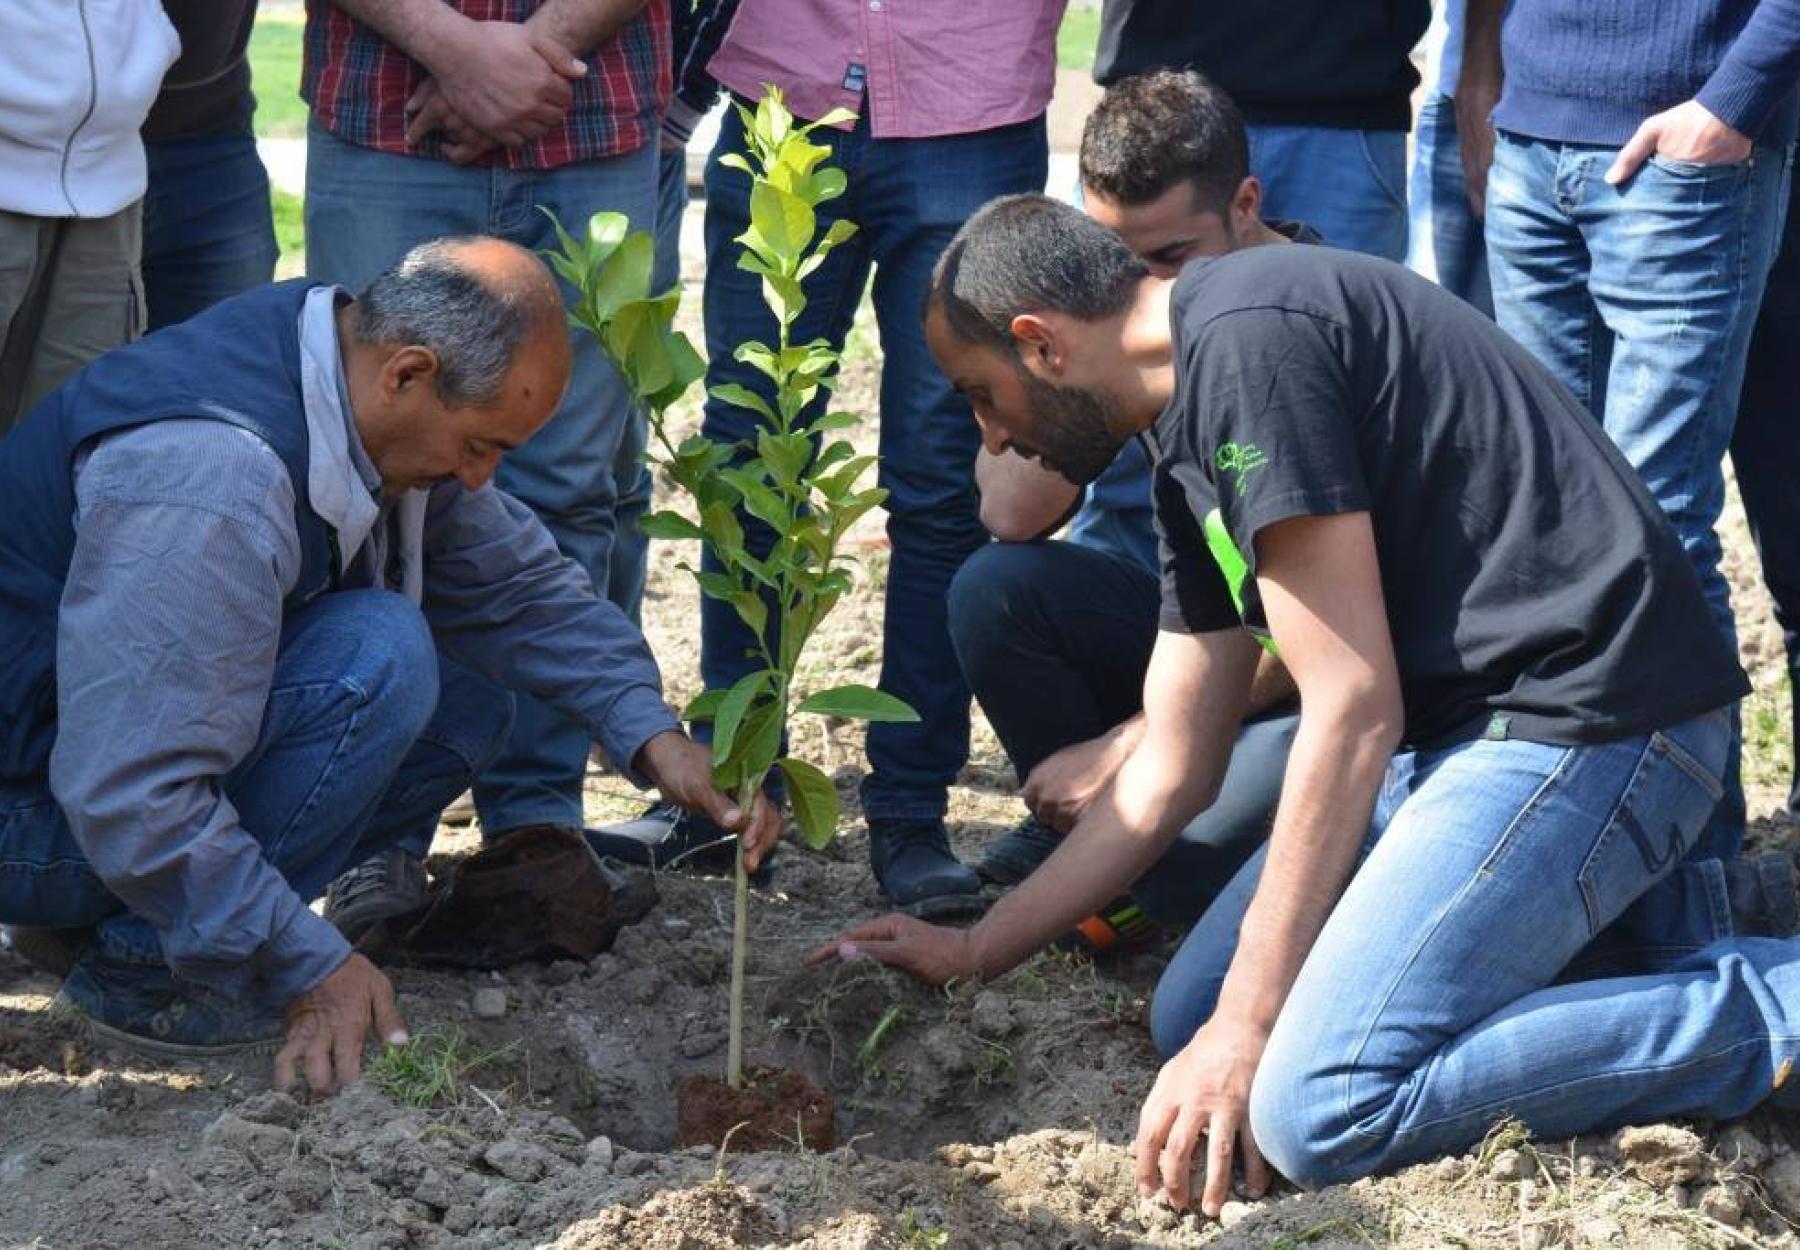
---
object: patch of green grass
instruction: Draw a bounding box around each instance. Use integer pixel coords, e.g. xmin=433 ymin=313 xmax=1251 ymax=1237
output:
xmin=250 ymin=11 xmax=307 ymax=140
xmin=1745 ymin=675 xmax=1796 ymax=804
xmin=366 ymin=1024 xmax=515 ymax=1110
xmin=1057 ymin=5 xmax=1102 ymax=71
xmin=271 ymin=187 xmax=305 ymax=277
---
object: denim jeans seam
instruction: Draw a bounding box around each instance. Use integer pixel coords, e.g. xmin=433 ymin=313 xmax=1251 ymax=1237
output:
xmin=1340 ymin=746 xmax=1575 ymax=1141
xmin=1650 ymin=728 xmax=1726 ymax=801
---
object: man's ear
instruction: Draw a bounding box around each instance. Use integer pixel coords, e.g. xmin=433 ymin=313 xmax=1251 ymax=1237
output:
xmin=1008 ymin=313 xmax=1064 ymax=378
xmin=381 ymin=345 xmax=440 ymax=400
xmin=1229 ymin=175 xmax=1263 ymax=237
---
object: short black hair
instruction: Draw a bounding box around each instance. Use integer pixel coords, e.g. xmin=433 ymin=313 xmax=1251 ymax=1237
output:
xmin=928 ymin=194 xmax=1148 ymax=354
xmin=1079 ymin=69 xmax=1249 ymax=216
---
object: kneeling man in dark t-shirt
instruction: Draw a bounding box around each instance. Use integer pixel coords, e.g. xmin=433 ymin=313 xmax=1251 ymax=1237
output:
xmin=814 ymin=193 xmax=1800 ymax=1207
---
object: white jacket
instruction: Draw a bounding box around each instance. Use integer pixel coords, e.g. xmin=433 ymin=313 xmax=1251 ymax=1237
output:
xmin=0 ymin=0 xmax=180 ymax=217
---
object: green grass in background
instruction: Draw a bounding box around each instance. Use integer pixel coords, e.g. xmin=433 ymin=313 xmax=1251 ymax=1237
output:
xmin=271 ymin=188 xmax=306 ymax=278
xmin=249 ymin=11 xmax=306 ymax=140
xmin=1057 ymin=5 xmax=1101 ymax=71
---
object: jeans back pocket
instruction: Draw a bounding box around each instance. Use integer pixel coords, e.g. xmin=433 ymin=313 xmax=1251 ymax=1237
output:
xmin=1575 ymin=730 xmax=1724 ymax=937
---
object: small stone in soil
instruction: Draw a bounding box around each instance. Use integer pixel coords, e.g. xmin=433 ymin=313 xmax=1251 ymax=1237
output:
xmin=1700 ymin=1184 xmax=1745 ymax=1226
xmin=1615 ymin=1124 xmax=1707 ymax=1187
xmin=471 ymin=987 xmax=507 ymax=1020
xmin=585 ymin=1136 xmax=615 ymax=1170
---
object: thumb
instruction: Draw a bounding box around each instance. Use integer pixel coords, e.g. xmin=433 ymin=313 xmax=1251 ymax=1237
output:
xmin=1606 ymin=121 xmax=1658 ymax=185
xmin=695 ymin=784 xmax=746 ymax=832
xmin=533 ymin=31 xmax=587 ymax=79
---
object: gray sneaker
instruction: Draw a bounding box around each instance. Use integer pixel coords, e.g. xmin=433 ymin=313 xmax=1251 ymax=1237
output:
xmin=324 ymin=847 xmax=428 ymax=944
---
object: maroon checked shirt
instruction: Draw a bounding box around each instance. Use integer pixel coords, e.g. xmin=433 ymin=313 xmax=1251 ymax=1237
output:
xmin=302 ymin=0 xmax=671 ymax=170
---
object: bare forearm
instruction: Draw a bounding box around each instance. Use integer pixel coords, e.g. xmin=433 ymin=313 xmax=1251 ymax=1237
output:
xmin=975 ymin=449 xmax=1082 ymax=541
xmin=969 ymin=751 xmax=1205 ymax=977
xmin=331 ymin=0 xmax=472 ymax=74
xmin=1212 ymin=703 xmax=1398 ymax=1029
xmin=1460 ymin=0 xmax=1505 ymax=95
xmin=527 ymin=0 xmax=651 ymax=55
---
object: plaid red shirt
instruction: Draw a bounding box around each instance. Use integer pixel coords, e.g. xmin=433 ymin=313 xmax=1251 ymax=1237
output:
xmin=303 ymin=0 xmax=670 ymax=170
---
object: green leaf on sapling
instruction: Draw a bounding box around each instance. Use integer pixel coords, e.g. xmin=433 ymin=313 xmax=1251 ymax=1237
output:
xmin=794 ymin=684 xmax=919 ymax=723
xmin=684 ymin=688 xmax=727 ymax=722
xmin=776 ymin=757 xmax=840 ymax=849
xmin=709 ymin=383 xmax=778 ymax=423
xmin=638 ymin=510 xmax=704 ymax=541
xmin=712 ymin=669 xmax=772 ymax=761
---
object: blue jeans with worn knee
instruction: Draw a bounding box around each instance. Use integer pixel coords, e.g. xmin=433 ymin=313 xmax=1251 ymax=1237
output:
xmin=1150 ymin=710 xmax=1800 ymax=1186
xmin=697 ymin=102 xmax=1047 ymax=826
xmin=304 ymin=122 xmax=654 ymax=834
xmin=0 ymin=592 xmax=511 ymax=972
xmin=1249 ymin=124 xmax=1408 ymax=260
xmin=1405 ymin=93 xmax=1491 ymax=315
xmin=142 ymin=131 xmax=279 ymax=330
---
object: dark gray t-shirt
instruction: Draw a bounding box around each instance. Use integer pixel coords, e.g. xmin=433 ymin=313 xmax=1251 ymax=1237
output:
xmin=1151 ymin=245 xmax=1747 ymax=749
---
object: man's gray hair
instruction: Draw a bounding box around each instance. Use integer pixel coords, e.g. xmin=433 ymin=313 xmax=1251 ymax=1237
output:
xmin=354 ymin=238 xmax=543 ymax=407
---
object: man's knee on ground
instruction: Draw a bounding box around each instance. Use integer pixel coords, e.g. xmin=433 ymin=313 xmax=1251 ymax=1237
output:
xmin=1247 ymin=1044 xmax=1382 ymax=1190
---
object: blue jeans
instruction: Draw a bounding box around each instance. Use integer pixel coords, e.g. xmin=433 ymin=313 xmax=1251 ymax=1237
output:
xmin=1405 ymin=93 xmax=1492 ymax=315
xmin=698 ymin=102 xmax=1048 ymax=826
xmin=1152 ymin=710 xmax=1800 ymax=1186
xmin=1734 ymin=176 xmax=1800 ymax=816
xmin=1249 ymin=124 xmax=1408 ymax=260
xmin=142 ymin=131 xmax=279 ymax=330
xmin=0 ymin=592 xmax=510 ymax=970
xmin=304 ymin=123 xmax=655 ymax=833
xmin=948 ymin=541 xmax=1291 ymax=925
xmin=1485 ymin=132 xmax=1789 ymax=649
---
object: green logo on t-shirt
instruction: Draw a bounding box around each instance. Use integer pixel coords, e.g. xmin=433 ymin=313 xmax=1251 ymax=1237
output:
xmin=1215 ymin=442 xmax=1268 ymax=491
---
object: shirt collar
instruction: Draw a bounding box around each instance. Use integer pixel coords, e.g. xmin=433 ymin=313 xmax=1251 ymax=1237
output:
xmin=297 ymin=284 xmax=381 ymax=571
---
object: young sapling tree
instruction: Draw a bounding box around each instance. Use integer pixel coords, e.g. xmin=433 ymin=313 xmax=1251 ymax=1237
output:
xmin=547 ymin=87 xmax=916 ymax=1104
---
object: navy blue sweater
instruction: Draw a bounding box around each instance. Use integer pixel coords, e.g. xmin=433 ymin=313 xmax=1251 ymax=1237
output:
xmin=1494 ymin=0 xmax=1800 ymax=148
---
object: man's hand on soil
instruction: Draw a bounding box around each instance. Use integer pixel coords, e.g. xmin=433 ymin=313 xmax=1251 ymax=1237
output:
xmin=1023 ymin=732 xmax=1130 ymax=833
xmin=805 ymin=913 xmax=978 ymax=986
xmin=1606 ymin=99 xmax=1752 ymax=184
xmin=275 ymin=953 xmax=408 ymax=1099
xmin=1134 ymin=1014 xmax=1273 ymax=1217
xmin=636 ymin=731 xmax=782 ymax=871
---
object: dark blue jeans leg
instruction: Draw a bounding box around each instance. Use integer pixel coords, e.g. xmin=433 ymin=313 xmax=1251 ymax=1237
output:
xmin=377 ymin=657 xmax=516 ymax=862
xmin=948 ymin=541 xmax=1156 ymax=778
xmin=696 ymin=103 xmax=872 ymax=713
xmin=1735 ymin=175 xmax=1800 ymax=817
xmin=141 ymin=132 xmax=279 ymax=330
xmin=82 ymin=593 xmax=439 ymax=966
xmin=856 ymin=115 xmax=1049 ymax=826
xmin=947 ymin=540 xmax=1287 ymax=928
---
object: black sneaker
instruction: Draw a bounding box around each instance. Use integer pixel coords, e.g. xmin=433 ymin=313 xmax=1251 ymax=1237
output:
xmin=975 ymin=815 xmax=1063 ymax=887
xmin=324 ymin=847 xmax=428 ymax=944
xmin=50 ymin=947 xmax=284 ymax=1059
xmin=585 ymin=801 xmax=774 ymax=883
xmin=868 ymin=819 xmax=986 ymax=921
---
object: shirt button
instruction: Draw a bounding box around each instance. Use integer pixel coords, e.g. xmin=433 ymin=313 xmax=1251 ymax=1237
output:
xmin=870 ymin=1 xmax=881 ymax=9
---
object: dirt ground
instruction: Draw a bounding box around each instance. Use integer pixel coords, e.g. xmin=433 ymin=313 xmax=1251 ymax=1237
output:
xmin=3 ymin=278 xmax=1798 ymax=1250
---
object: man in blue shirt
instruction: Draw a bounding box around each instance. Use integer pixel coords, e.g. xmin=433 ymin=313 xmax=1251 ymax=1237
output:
xmin=0 ymin=238 xmax=776 ymax=1096
xmin=1465 ymin=0 xmax=1800 ymax=849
